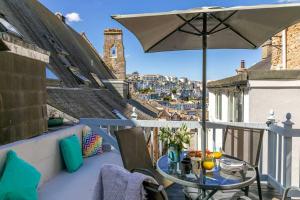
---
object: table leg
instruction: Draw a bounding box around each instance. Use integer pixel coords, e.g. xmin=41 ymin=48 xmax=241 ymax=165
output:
xmin=199 ymin=190 xmax=217 ymax=200
xmin=244 ymin=186 xmax=249 ymax=196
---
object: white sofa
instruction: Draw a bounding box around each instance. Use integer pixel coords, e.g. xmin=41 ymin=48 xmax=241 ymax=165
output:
xmin=0 ymin=125 xmax=123 ymax=200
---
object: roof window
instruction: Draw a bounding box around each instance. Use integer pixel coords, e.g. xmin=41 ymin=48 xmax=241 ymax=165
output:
xmin=0 ymin=16 xmax=23 ymax=38
xmin=68 ymin=66 xmax=91 ymax=85
xmin=90 ymin=73 xmax=104 ymax=88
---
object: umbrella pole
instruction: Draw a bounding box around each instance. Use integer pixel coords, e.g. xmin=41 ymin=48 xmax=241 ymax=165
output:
xmin=201 ymin=13 xmax=207 ymax=160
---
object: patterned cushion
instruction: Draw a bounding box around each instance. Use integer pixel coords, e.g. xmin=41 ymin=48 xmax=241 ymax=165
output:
xmin=82 ymin=131 xmax=103 ymax=157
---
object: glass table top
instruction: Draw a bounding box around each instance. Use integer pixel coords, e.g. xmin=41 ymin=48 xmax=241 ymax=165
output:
xmin=156 ymin=153 xmax=257 ymax=190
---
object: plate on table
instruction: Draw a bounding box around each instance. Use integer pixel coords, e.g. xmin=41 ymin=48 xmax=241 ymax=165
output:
xmin=220 ymin=158 xmax=248 ymax=174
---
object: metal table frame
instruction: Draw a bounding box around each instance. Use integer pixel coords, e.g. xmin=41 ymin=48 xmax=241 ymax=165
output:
xmin=156 ymin=155 xmax=257 ymax=200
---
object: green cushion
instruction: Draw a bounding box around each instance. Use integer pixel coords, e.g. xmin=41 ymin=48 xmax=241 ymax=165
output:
xmin=0 ymin=150 xmax=41 ymax=200
xmin=60 ymin=134 xmax=83 ymax=172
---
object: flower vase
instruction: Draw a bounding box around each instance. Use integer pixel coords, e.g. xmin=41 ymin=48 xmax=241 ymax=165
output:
xmin=167 ymin=144 xmax=181 ymax=163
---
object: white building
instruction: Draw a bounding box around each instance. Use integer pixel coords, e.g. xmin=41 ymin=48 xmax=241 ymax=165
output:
xmin=208 ymin=61 xmax=300 ymax=127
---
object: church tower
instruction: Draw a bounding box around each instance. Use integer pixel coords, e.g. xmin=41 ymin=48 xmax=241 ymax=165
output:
xmin=103 ymin=28 xmax=126 ymax=80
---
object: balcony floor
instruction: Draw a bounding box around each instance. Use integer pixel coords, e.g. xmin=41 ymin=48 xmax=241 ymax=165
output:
xmin=167 ymin=183 xmax=282 ymax=200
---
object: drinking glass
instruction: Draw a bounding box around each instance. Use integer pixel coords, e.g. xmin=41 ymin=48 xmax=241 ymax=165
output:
xmin=191 ymin=157 xmax=202 ymax=177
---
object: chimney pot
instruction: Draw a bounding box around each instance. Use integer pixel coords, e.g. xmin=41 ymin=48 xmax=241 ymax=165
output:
xmin=236 ymin=60 xmax=247 ymax=74
xmin=55 ymin=12 xmax=66 ymax=23
xmin=241 ymin=60 xmax=245 ymax=68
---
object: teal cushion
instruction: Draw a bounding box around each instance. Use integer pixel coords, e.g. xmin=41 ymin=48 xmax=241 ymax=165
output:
xmin=60 ymin=135 xmax=83 ymax=172
xmin=0 ymin=150 xmax=41 ymax=200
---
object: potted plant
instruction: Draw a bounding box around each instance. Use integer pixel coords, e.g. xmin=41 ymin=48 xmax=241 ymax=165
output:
xmin=48 ymin=110 xmax=64 ymax=127
xmin=159 ymin=124 xmax=192 ymax=163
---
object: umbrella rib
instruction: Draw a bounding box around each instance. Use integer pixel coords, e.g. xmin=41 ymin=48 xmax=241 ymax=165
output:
xmin=178 ymin=28 xmax=202 ymax=36
xmin=208 ymin=11 xmax=237 ymax=34
xmin=210 ymin=26 xmax=229 ymax=35
xmin=177 ymin=14 xmax=203 ymax=35
xmin=145 ymin=13 xmax=201 ymax=52
xmin=210 ymin=14 xmax=257 ymax=48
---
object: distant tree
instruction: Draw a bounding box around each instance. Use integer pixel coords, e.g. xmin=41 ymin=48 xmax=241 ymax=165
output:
xmin=171 ymin=89 xmax=177 ymax=94
xmin=139 ymin=88 xmax=153 ymax=94
xmin=163 ymin=96 xmax=172 ymax=101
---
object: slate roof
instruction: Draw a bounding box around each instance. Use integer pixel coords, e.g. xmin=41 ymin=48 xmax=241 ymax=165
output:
xmin=47 ymin=87 xmax=154 ymax=120
xmin=208 ymin=56 xmax=300 ymax=89
xmin=248 ymin=56 xmax=272 ymax=71
xmin=127 ymin=98 xmax=159 ymax=118
xmin=0 ymin=0 xmax=115 ymax=88
xmin=0 ymin=0 xmax=154 ymax=120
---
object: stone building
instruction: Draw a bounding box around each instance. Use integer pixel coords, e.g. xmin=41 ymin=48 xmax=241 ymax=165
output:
xmin=270 ymin=22 xmax=300 ymax=70
xmin=103 ymin=29 xmax=126 ymax=80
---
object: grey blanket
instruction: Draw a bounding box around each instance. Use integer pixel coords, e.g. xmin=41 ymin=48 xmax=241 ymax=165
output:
xmin=94 ymin=164 xmax=158 ymax=200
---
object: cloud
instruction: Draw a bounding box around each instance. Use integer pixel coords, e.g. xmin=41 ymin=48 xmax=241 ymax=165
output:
xmin=278 ymin=0 xmax=300 ymax=3
xmin=65 ymin=12 xmax=82 ymax=23
xmin=125 ymin=54 xmax=131 ymax=58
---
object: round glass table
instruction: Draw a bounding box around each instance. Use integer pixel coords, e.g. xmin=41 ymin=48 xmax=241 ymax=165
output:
xmin=156 ymin=153 xmax=256 ymax=200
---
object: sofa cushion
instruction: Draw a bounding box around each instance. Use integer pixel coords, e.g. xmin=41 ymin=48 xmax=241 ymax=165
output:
xmin=82 ymin=131 xmax=103 ymax=158
xmin=0 ymin=150 xmax=41 ymax=200
xmin=60 ymin=135 xmax=83 ymax=172
xmin=38 ymin=151 xmax=122 ymax=200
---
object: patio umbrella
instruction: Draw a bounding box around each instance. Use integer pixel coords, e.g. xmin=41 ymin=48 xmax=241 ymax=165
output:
xmin=112 ymin=3 xmax=300 ymax=158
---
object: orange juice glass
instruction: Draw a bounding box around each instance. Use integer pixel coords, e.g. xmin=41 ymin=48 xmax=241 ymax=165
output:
xmin=202 ymin=158 xmax=215 ymax=170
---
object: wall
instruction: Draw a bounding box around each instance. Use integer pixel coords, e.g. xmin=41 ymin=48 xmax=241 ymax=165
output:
xmin=0 ymin=125 xmax=87 ymax=186
xmin=271 ymin=31 xmax=282 ymax=69
xmin=0 ymin=52 xmax=47 ymax=144
xmin=271 ymin=23 xmax=300 ymax=70
xmin=243 ymin=90 xmax=250 ymax=122
xmin=208 ymin=92 xmax=216 ymax=121
xmin=102 ymin=79 xmax=129 ymax=99
xmin=248 ymin=80 xmax=300 ymax=127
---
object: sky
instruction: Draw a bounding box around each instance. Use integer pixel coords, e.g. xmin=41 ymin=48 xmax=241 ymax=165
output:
xmin=40 ymin=0 xmax=298 ymax=81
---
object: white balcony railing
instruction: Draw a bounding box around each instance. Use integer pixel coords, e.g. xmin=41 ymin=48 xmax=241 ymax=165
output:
xmin=80 ymin=113 xmax=300 ymax=195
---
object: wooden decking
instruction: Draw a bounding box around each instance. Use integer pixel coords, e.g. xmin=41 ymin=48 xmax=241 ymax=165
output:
xmin=167 ymin=183 xmax=282 ymax=200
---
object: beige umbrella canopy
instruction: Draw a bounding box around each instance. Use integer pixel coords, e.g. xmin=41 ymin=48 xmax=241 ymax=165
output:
xmin=113 ymin=4 xmax=300 ymax=52
xmin=112 ymin=3 xmax=300 ymax=156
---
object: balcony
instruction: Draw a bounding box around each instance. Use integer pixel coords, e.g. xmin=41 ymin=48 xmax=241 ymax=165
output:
xmin=79 ymin=113 xmax=300 ymax=199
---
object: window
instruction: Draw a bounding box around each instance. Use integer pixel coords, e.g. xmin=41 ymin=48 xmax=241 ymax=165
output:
xmin=215 ymin=93 xmax=222 ymax=120
xmin=228 ymin=94 xmax=234 ymax=122
xmin=68 ymin=66 xmax=91 ymax=85
xmin=90 ymin=73 xmax=104 ymax=88
xmin=234 ymin=92 xmax=244 ymax=122
xmin=110 ymin=44 xmax=117 ymax=58
xmin=227 ymin=92 xmax=244 ymax=122
xmin=46 ymin=67 xmax=59 ymax=80
xmin=0 ymin=17 xmax=23 ymax=38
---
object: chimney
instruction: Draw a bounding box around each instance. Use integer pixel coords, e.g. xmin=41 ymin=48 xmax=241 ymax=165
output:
xmin=261 ymin=39 xmax=272 ymax=60
xmin=236 ymin=60 xmax=247 ymax=74
xmin=55 ymin=12 xmax=66 ymax=23
xmin=103 ymin=28 xmax=126 ymax=80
